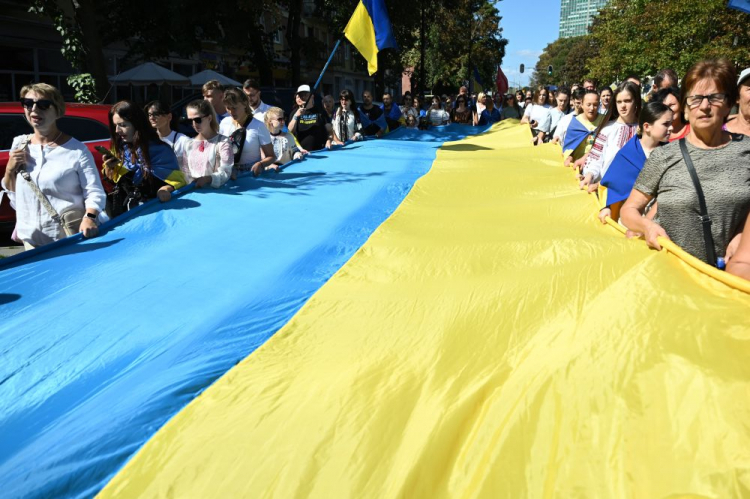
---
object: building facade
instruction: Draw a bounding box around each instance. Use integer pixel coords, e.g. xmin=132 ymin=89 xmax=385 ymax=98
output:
xmin=0 ymin=0 xmax=396 ymax=106
xmin=558 ymin=0 xmax=609 ymax=38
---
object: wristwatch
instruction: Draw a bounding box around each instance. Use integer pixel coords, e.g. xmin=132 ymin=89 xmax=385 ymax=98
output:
xmin=85 ymin=213 xmax=97 ymax=220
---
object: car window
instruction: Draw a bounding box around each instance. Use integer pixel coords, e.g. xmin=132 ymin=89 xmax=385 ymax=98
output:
xmin=57 ymin=116 xmax=110 ymax=143
xmin=0 ymin=114 xmax=33 ymax=151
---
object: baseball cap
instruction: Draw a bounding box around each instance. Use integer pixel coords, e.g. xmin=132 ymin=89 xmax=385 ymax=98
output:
xmin=738 ymin=68 xmax=750 ymax=86
xmin=296 ymin=84 xmax=311 ymax=94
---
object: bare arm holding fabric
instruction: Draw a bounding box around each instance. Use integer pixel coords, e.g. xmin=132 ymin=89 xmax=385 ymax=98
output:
xmin=620 ymin=189 xmax=669 ymax=250
xmin=727 ymin=213 xmax=750 ymax=280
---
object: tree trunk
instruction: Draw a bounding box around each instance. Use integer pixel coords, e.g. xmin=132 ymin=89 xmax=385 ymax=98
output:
xmin=74 ymin=0 xmax=109 ymax=101
xmin=419 ymin=0 xmax=425 ymax=96
xmin=286 ymin=0 xmax=303 ymax=87
xmin=249 ymin=28 xmax=274 ymax=87
xmin=374 ymin=52 xmax=385 ymax=98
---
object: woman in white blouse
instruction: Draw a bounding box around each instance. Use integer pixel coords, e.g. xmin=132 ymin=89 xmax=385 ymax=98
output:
xmin=2 ymin=83 xmax=105 ymax=250
xmin=219 ymin=88 xmax=275 ymax=178
xmin=426 ymin=95 xmax=450 ymax=126
xmin=145 ymin=100 xmax=190 ymax=169
xmin=182 ymin=100 xmax=233 ymax=188
xmin=520 ymin=86 xmax=552 ymax=145
xmin=331 ymin=89 xmax=363 ymax=145
xmin=580 ymin=81 xmax=641 ymax=192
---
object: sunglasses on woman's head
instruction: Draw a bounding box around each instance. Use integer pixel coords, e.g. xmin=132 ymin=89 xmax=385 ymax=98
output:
xmin=20 ymin=98 xmax=53 ymax=111
xmin=184 ymin=115 xmax=207 ymax=125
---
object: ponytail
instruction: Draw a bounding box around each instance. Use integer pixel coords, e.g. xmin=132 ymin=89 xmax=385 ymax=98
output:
xmin=637 ymin=101 xmax=670 ymax=137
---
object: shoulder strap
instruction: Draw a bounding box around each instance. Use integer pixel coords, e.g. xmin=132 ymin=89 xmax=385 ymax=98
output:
xmin=17 ymin=137 xmax=70 ymax=235
xmin=679 ymin=138 xmax=718 ymax=267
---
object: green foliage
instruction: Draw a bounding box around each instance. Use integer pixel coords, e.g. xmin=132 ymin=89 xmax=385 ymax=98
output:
xmin=29 ymin=0 xmax=101 ymax=102
xmin=531 ymin=36 xmax=593 ymax=87
xmin=67 ymin=74 xmax=98 ymax=104
xmin=317 ymin=0 xmax=507 ymax=92
xmin=534 ymin=0 xmax=749 ymax=87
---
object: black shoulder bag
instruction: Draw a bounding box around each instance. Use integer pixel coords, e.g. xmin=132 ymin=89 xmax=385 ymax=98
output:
xmin=679 ymin=138 xmax=720 ymax=268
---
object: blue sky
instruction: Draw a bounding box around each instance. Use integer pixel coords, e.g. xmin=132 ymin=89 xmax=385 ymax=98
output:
xmin=496 ymin=0 xmax=560 ymax=88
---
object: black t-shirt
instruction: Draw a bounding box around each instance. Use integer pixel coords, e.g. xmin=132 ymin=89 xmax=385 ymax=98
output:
xmin=290 ymin=104 xmax=328 ymax=151
xmin=359 ymin=105 xmax=384 ymax=136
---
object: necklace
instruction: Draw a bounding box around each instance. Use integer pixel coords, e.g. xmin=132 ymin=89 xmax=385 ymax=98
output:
xmin=36 ymin=130 xmax=63 ymax=147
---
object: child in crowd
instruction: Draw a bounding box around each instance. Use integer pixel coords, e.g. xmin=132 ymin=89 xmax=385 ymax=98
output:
xmin=599 ymin=101 xmax=673 ymax=223
xmin=264 ymin=107 xmax=308 ymax=170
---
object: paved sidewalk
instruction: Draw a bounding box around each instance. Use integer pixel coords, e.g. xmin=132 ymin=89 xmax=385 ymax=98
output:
xmin=0 ymin=246 xmax=24 ymax=258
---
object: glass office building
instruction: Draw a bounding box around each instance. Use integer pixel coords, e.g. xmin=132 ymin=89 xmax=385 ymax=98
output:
xmin=559 ymin=0 xmax=609 ymax=38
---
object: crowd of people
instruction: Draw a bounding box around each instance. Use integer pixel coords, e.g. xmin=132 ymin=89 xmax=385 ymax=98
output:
xmin=3 ymin=59 xmax=750 ymax=284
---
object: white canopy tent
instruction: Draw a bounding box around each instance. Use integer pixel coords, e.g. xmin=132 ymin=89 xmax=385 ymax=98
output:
xmin=109 ymin=62 xmax=191 ymax=86
xmin=189 ymin=70 xmax=242 ymax=88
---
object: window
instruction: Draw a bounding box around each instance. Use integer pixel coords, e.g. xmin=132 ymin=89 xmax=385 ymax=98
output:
xmin=0 ymin=114 xmax=33 ymax=151
xmin=57 ymin=116 xmax=110 ymax=143
xmin=0 ymin=46 xmax=34 ymax=71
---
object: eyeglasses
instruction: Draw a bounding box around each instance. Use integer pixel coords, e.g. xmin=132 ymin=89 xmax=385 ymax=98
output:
xmin=20 ymin=98 xmax=54 ymax=111
xmin=686 ymin=93 xmax=726 ymax=109
xmin=147 ymin=112 xmax=166 ymax=118
xmin=271 ymin=116 xmax=285 ymax=122
xmin=340 ymin=97 xmax=350 ymax=101
xmin=184 ymin=115 xmax=208 ymax=125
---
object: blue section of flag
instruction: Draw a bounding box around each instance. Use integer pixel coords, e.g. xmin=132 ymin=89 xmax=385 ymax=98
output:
xmin=473 ymin=67 xmax=483 ymax=86
xmin=728 ymin=0 xmax=750 ymax=14
xmin=563 ymin=116 xmax=596 ymax=155
xmin=362 ymin=0 xmax=398 ymax=50
xmin=0 ymin=125 xmax=487 ymax=499
xmin=601 ymin=135 xmax=647 ymax=207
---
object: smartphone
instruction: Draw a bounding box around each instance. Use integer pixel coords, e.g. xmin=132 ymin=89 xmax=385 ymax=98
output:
xmin=94 ymin=145 xmax=113 ymax=158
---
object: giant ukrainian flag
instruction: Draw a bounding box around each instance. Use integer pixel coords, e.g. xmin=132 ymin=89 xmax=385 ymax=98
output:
xmin=2 ymin=123 xmax=750 ymax=498
xmin=344 ymin=0 xmax=398 ymax=75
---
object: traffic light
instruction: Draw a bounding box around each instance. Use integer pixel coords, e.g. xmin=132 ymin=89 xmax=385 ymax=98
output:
xmin=520 ymin=64 xmax=525 ymax=74
xmin=547 ymin=65 xmax=553 ymax=76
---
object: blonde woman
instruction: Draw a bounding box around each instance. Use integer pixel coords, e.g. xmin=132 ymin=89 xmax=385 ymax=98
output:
xmin=181 ymin=100 xmax=233 ymax=188
xmin=219 ymin=88 xmax=275 ymax=177
xmin=264 ymin=107 xmax=308 ymax=169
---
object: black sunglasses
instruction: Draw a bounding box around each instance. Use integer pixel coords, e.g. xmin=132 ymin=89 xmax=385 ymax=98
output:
xmin=184 ymin=115 xmax=208 ymax=125
xmin=20 ymin=98 xmax=54 ymax=111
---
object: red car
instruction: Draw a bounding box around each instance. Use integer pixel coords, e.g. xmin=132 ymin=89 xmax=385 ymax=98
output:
xmin=0 ymin=102 xmax=112 ymax=230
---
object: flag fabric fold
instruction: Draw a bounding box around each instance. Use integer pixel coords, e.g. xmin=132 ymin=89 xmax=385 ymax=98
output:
xmin=344 ymin=0 xmax=398 ymax=75
xmin=728 ymin=0 xmax=750 ymax=14
xmin=601 ymin=135 xmax=646 ymax=207
xmin=563 ymin=115 xmax=599 ymax=157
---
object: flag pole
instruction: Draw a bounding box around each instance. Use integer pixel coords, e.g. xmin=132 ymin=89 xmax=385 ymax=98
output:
xmin=302 ymin=37 xmax=343 ymax=109
xmin=313 ymin=38 xmax=343 ymax=93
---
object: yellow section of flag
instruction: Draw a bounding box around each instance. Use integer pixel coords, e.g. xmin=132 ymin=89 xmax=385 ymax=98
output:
xmin=99 ymin=123 xmax=750 ymax=499
xmin=344 ymin=1 xmax=379 ymax=75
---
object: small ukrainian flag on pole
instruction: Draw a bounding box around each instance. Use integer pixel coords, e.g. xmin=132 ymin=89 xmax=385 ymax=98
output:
xmin=344 ymin=0 xmax=398 ymax=75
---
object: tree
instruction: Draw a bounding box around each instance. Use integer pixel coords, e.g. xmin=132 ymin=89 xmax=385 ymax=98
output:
xmin=29 ymin=0 xmax=109 ymax=102
xmin=315 ymin=0 xmax=507 ymax=95
xmin=587 ymin=0 xmax=750 ymax=83
xmin=533 ymin=0 xmax=749 ymax=88
xmin=402 ymin=0 xmax=507 ymax=92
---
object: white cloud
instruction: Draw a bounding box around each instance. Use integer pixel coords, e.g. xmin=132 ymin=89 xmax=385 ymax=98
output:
xmin=514 ymin=49 xmax=544 ymax=58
